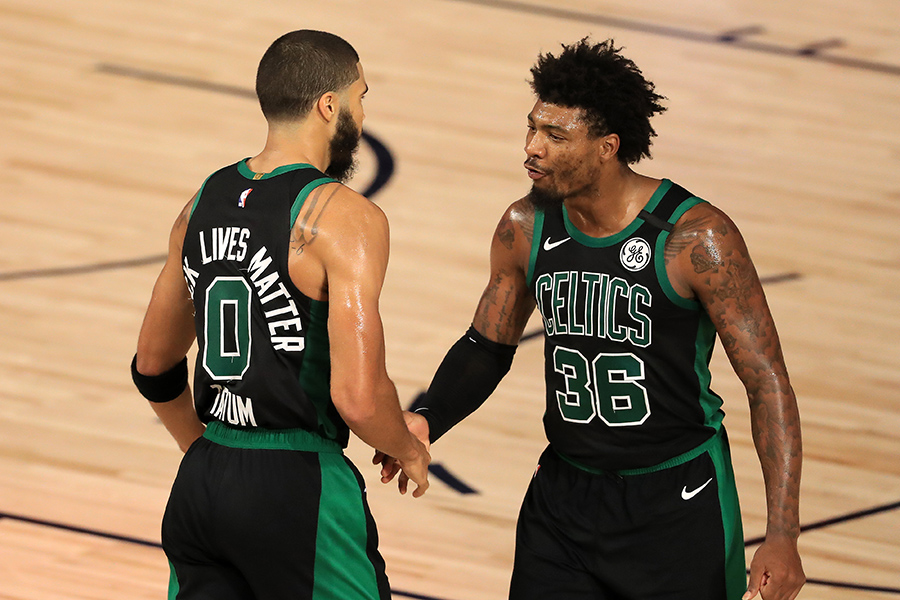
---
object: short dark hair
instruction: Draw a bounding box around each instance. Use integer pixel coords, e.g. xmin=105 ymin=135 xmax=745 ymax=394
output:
xmin=256 ymin=30 xmax=360 ymax=122
xmin=529 ymin=38 xmax=666 ymax=164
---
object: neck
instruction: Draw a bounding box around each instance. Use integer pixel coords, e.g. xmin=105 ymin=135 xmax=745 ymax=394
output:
xmin=247 ymin=120 xmax=330 ymax=174
xmin=564 ymin=166 xmax=658 ymax=237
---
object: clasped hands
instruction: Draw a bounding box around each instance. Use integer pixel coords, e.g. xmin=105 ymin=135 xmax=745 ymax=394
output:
xmin=373 ymin=411 xmax=431 ymax=497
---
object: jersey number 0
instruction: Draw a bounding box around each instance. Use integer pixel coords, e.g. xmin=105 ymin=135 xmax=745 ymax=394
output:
xmin=203 ymin=277 xmax=252 ymax=380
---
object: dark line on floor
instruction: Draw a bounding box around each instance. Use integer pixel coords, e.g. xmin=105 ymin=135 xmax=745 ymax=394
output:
xmin=742 ymin=569 xmax=900 ymax=594
xmin=804 ymin=578 xmax=900 ymax=594
xmin=0 ymin=510 xmax=162 ymax=548
xmin=0 ymin=254 xmax=167 ymax=282
xmin=360 ymin=131 xmax=396 ymax=199
xmin=0 ymin=511 xmax=454 ymax=600
xmin=5 ymin=499 xmax=900 ymax=595
xmin=94 ymin=63 xmax=394 ymax=200
xmin=443 ymin=0 xmax=900 ymax=77
xmin=96 ymin=63 xmax=256 ymax=98
xmin=520 ymin=328 xmax=544 ymax=342
xmin=744 ymin=499 xmax=900 ymax=546
xmin=0 ymin=65 xmax=397 ymax=285
xmin=759 ymin=271 xmax=802 ymax=284
xmin=429 ymin=463 xmax=480 ymax=494
xmin=392 ymin=591 xmax=454 ymax=600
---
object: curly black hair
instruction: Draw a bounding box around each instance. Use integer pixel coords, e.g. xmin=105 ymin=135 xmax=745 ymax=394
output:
xmin=529 ymin=38 xmax=666 ymax=164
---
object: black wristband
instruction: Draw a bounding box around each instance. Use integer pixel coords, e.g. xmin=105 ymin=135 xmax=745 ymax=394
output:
xmin=131 ymin=354 xmax=189 ymax=403
xmin=416 ymin=326 xmax=517 ymax=443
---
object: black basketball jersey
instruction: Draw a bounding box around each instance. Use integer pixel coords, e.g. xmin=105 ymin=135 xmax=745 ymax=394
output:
xmin=182 ymin=159 xmax=349 ymax=446
xmin=527 ymin=179 xmax=725 ymax=471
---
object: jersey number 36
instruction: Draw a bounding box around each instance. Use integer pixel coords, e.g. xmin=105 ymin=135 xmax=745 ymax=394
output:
xmin=552 ymin=347 xmax=650 ymax=427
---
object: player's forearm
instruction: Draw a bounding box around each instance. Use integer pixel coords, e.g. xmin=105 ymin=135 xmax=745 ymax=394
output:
xmin=336 ymin=377 xmax=425 ymax=461
xmin=415 ymin=326 xmax=517 ymax=442
xmin=748 ymin=383 xmax=802 ymax=540
xmin=149 ymin=387 xmax=205 ymax=453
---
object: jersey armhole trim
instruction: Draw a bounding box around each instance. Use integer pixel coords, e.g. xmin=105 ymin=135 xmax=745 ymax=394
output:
xmin=290 ymin=178 xmax=340 ymax=227
xmin=654 ymin=197 xmax=707 ymax=309
xmin=188 ymin=173 xmax=214 ymax=219
xmin=525 ymin=209 xmax=544 ymax=288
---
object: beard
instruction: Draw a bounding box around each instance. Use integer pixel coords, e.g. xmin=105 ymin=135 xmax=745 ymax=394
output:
xmin=527 ymin=182 xmax=567 ymax=212
xmin=324 ymin=109 xmax=360 ymax=183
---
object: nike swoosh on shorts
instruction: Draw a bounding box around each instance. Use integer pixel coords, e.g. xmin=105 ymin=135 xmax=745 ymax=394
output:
xmin=681 ymin=477 xmax=713 ymax=500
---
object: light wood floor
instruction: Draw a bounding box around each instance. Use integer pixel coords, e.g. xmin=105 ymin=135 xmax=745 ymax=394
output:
xmin=1 ymin=0 xmax=898 ymax=598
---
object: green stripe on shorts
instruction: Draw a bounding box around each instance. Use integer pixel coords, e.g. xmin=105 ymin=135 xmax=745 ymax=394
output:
xmin=312 ymin=453 xmax=381 ymax=600
xmin=167 ymin=560 xmax=180 ymax=600
xmin=708 ymin=431 xmax=747 ymax=599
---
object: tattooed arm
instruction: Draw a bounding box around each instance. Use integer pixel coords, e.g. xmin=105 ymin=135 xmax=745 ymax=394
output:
xmin=385 ymin=197 xmax=538 ymax=464
xmin=293 ymin=182 xmax=430 ymax=496
xmin=666 ymin=203 xmax=805 ymax=600
xmin=471 ymin=197 xmax=538 ymax=343
xmin=287 ymin=183 xmax=341 ymax=300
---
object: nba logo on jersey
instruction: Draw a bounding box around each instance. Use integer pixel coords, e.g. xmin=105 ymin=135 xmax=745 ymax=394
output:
xmin=620 ymin=237 xmax=651 ymax=271
xmin=238 ymin=188 xmax=253 ymax=208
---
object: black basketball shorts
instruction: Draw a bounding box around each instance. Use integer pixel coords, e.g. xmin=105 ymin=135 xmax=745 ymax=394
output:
xmin=161 ymin=421 xmax=390 ymax=600
xmin=509 ymin=429 xmax=746 ymax=599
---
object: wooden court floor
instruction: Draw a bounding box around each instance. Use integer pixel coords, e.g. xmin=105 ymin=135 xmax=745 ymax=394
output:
xmin=0 ymin=0 xmax=898 ymax=598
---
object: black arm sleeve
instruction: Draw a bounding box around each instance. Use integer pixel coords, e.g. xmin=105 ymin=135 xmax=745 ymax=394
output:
xmin=412 ymin=326 xmax=517 ymax=443
xmin=131 ymin=354 xmax=189 ymax=403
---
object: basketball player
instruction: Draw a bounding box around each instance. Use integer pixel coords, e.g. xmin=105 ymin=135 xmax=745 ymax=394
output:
xmin=387 ymin=39 xmax=805 ymax=599
xmin=132 ymin=30 xmax=429 ymax=599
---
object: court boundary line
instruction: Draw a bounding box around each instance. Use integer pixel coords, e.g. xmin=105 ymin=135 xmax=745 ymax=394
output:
xmin=443 ymin=0 xmax=900 ymax=77
xmin=5 ymin=52 xmax=894 ymax=598
xmin=0 ymin=511 xmax=449 ymax=600
xmin=2 ymin=504 xmax=898 ymax=595
xmin=93 ymin=62 xmax=394 ymax=203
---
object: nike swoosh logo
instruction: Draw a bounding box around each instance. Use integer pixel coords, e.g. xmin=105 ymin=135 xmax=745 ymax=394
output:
xmin=543 ymin=237 xmax=571 ymax=251
xmin=681 ymin=477 xmax=713 ymax=500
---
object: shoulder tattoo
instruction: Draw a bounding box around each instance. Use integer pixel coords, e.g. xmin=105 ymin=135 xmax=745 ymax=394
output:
xmin=291 ymin=184 xmax=339 ymax=255
xmin=499 ymin=200 xmax=536 ymax=251
xmin=497 ymin=215 xmax=515 ymax=250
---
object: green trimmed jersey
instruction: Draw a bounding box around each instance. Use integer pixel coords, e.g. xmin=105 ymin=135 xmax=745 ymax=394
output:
xmin=527 ymin=179 xmax=724 ymax=471
xmin=182 ymin=159 xmax=348 ymax=446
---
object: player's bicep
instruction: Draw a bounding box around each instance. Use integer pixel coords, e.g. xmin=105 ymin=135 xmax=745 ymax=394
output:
xmin=137 ymin=198 xmax=197 ymax=372
xmin=472 ymin=203 xmax=536 ymax=344
xmin=319 ymin=198 xmax=390 ymax=385
xmin=679 ymin=207 xmax=787 ymax=385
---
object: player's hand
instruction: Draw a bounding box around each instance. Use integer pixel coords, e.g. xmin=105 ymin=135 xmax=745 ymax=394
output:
xmin=373 ymin=411 xmax=431 ymax=495
xmin=396 ymin=438 xmax=430 ymax=497
xmin=743 ymin=535 xmax=805 ymax=600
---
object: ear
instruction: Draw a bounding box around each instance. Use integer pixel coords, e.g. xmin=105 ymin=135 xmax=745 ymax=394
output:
xmin=315 ymin=91 xmax=339 ymax=124
xmin=598 ymin=133 xmax=620 ymax=163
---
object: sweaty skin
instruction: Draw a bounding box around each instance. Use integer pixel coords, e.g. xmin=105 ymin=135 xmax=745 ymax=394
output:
xmin=137 ymin=61 xmax=430 ymax=497
xmin=387 ymin=98 xmax=804 ymax=598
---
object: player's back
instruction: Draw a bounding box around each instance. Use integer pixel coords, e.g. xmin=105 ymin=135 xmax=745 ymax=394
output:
xmin=182 ymin=160 xmax=349 ymax=445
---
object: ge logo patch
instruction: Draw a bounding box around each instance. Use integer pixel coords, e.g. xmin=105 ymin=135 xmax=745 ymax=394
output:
xmin=620 ymin=238 xmax=651 ymax=271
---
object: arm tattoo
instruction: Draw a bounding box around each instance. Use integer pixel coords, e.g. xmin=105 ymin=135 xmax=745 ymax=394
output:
xmin=497 ymin=216 xmax=515 ymax=250
xmin=291 ymin=185 xmax=338 ymax=255
xmin=674 ymin=207 xmax=802 ymax=540
xmin=748 ymin=376 xmax=803 ymax=539
xmin=474 ymin=268 xmax=532 ymax=344
xmin=663 ymin=216 xmax=701 ymax=266
xmin=518 ymin=201 xmax=535 ymax=247
xmin=689 ymin=243 xmax=723 ymax=273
